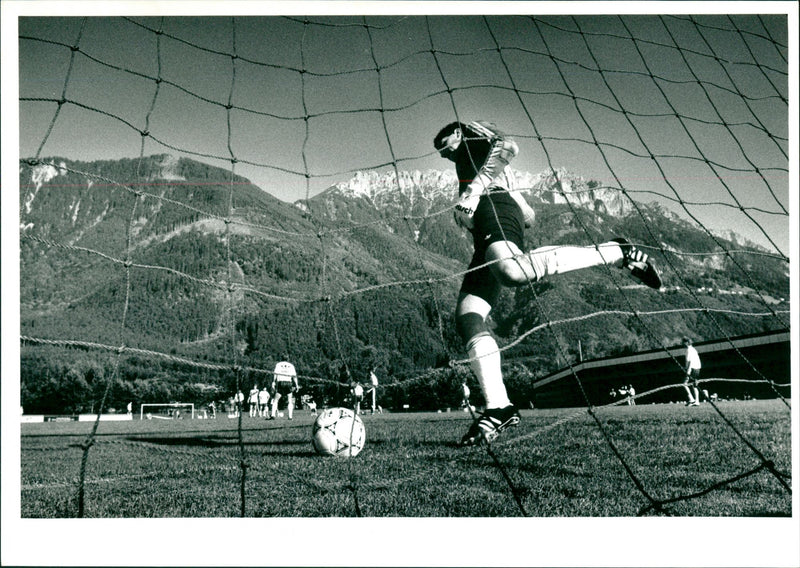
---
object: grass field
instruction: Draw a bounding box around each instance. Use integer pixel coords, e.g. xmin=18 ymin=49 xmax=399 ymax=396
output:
xmin=20 ymin=400 xmax=792 ymax=518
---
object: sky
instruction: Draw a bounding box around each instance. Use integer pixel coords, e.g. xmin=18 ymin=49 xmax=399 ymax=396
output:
xmin=9 ymin=4 xmax=794 ymax=255
xmin=2 ymin=2 xmax=799 ymax=566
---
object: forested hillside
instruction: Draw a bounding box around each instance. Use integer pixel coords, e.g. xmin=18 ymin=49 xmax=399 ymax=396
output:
xmin=19 ymin=155 xmax=789 ymax=414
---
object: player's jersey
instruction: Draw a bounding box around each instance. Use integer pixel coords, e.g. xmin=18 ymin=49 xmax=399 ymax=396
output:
xmin=686 ymin=346 xmax=701 ymax=370
xmin=273 ymin=361 xmax=297 ymax=384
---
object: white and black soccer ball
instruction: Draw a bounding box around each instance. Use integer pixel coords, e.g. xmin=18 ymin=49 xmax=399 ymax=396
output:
xmin=312 ymin=407 xmax=366 ymax=457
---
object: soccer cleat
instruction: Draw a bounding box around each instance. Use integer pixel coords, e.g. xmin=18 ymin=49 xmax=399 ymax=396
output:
xmin=611 ymin=238 xmax=662 ymax=290
xmin=689 ymin=401 xmax=700 ymax=407
xmin=460 ymin=405 xmax=521 ymax=446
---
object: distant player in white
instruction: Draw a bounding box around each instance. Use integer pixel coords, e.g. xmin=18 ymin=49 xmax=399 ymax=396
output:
xmin=461 ymin=380 xmax=471 ymax=408
xmin=258 ymin=386 xmax=270 ymax=418
xmin=248 ymin=385 xmax=260 ymax=417
xmin=683 ymin=337 xmax=703 ymax=406
xmin=234 ymin=390 xmax=244 ymax=417
xmin=270 ymin=359 xmax=298 ymax=420
xmin=369 ymin=369 xmax=380 ymax=414
xmin=301 ymin=394 xmax=318 ymax=415
xmin=351 ymin=382 xmax=364 ymax=415
xmin=627 ymin=385 xmax=636 ymax=406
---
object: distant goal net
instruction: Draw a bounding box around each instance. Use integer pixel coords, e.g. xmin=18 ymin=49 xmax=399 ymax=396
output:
xmin=140 ymin=403 xmax=195 ymax=421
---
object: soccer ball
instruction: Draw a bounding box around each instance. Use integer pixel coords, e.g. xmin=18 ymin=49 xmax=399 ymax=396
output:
xmin=312 ymin=407 xmax=366 ymax=457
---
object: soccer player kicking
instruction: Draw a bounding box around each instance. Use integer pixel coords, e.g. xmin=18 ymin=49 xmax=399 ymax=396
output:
xmin=433 ymin=121 xmax=662 ymax=446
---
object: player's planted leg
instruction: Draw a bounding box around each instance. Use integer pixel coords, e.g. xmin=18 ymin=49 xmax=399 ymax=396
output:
xmin=461 ymin=405 xmax=521 ymax=446
xmin=270 ymin=393 xmax=281 ymax=419
xmin=456 ymin=295 xmax=521 ymax=447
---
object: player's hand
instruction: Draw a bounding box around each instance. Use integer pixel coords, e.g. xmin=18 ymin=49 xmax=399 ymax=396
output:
xmin=454 ymin=192 xmax=481 ymax=230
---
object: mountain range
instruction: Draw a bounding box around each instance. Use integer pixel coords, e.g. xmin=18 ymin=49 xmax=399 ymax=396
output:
xmin=18 ymin=154 xmax=789 ymax=413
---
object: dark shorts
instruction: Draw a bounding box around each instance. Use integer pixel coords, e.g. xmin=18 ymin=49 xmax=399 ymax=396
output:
xmin=459 ymin=190 xmax=525 ymax=305
xmin=273 ymin=382 xmax=295 ymax=396
xmin=684 ymin=369 xmax=700 ymax=387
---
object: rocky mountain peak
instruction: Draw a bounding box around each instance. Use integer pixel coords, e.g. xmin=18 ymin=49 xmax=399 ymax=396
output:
xmin=529 ymin=167 xmax=634 ymax=217
xmin=322 ymin=166 xmax=634 ymax=218
xmin=330 ymin=169 xmax=458 ymax=200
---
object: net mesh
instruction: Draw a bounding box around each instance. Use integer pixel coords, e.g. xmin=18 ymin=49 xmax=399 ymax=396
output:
xmin=16 ymin=13 xmax=791 ymax=519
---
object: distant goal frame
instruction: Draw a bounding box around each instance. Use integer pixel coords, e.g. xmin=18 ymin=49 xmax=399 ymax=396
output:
xmin=140 ymin=403 xmax=195 ymax=420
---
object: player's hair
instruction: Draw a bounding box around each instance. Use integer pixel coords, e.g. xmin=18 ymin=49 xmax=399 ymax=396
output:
xmin=433 ymin=121 xmax=466 ymax=151
xmin=683 ymin=337 xmax=692 ymax=345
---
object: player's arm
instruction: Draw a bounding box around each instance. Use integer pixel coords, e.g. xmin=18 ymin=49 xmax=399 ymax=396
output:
xmin=463 ymin=121 xmax=518 ymax=195
xmin=454 ymin=121 xmax=519 ymax=229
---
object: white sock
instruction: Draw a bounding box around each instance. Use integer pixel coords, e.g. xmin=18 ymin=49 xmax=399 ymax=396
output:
xmin=467 ymin=334 xmax=511 ymax=409
xmin=528 ymin=241 xmax=624 ymax=280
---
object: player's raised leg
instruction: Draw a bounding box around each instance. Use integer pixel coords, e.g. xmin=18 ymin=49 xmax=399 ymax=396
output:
xmin=487 ymin=238 xmax=661 ymax=290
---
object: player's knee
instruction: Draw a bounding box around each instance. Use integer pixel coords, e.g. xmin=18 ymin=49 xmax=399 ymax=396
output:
xmin=455 ymin=312 xmax=488 ymax=345
xmin=492 ymin=258 xmax=534 ymax=287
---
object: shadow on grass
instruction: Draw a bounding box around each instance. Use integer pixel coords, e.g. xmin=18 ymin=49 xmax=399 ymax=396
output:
xmin=130 ymin=436 xmax=239 ymax=448
xmin=129 ymin=436 xmax=311 ymax=450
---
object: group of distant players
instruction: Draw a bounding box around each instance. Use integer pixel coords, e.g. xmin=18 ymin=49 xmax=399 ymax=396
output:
xmin=254 ymin=359 xmax=300 ymax=420
xmin=208 ymin=359 xmax=302 ymax=420
xmin=216 ymin=361 xmax=384 ymax=420
xmin=610 ymin=385 xmax=637 ymax=405
xmin=349 ymin=369 xmax=382 ymax=415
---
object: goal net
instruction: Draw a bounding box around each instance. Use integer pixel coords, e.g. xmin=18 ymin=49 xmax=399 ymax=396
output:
xmin=12 ymin=5 xmax=792 ymax=529
xmin=140 ymin=403 xmax=195 ymax=421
